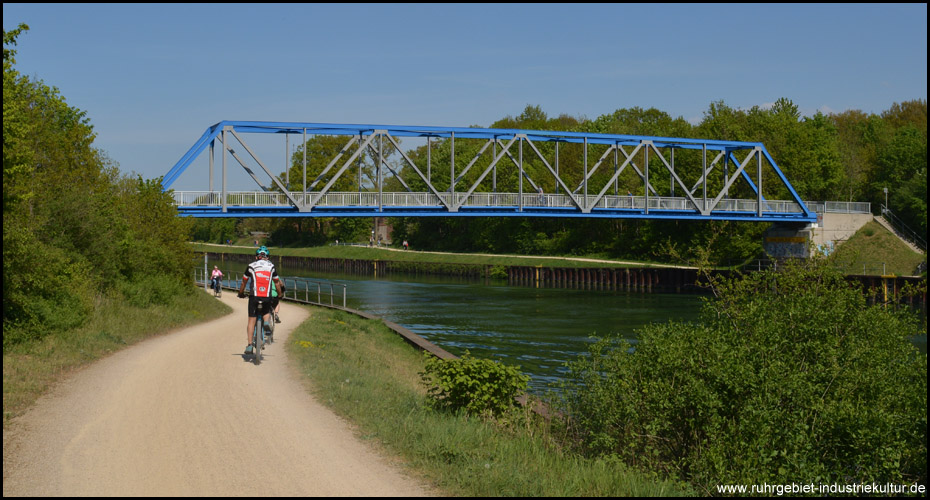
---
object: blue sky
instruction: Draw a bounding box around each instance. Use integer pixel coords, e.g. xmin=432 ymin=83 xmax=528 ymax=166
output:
xmin=3 ymin=3 xmax=927 ymax=191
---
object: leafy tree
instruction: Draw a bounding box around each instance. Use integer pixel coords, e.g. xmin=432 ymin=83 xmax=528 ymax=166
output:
xmin=872 ymin=124 xmax=927 ymax=236
xmin=558 ymin=259 xmax=927 ymax=492
xmin=3 ymin=25 xmax=194 ymax=349
xmin=830 ymin=110 xmax=882 ymax=201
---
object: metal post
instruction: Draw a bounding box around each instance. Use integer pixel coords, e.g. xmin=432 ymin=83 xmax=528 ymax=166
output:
xmin=613 ymin=142 xmax=618 ymax=196
xmin=427 ymin=136 xmax=431 ymax=186
xmin=723 ymin=150 xmax=728 ymax=199
xmin=583 ymin=137 xmax=588 ymax=209
xmin=204 ymin=253 xmax=208 ymax=292
xmin=555 ymin=141 xmax=560 ymax=195
xmin=450 ymin=131 xmax=455 ymax=201
xmin=518 ymin=137 xmax=523 ymax=211
xmin=670 ymin=148 xmax=675 ymax=197
xmin=285 ymin=133 xmax=289 ymax=188
xmin=644 ymin=143 xmax=649 ymax=215
xmin=302 ymin=128 xmax=307 ymax=200
xmin=492 ymin=138 xmax=497 ymax=193
xmin=222 ymin=128 xmax=227 ymax=213
xmin=378 ymin=133 xmax=383 ymax=212
xmin=757 ymin=148 xmax=763 ymax=217
xmin=209 ymin=139 xmax=214 ymax=195
xmin=702 ymin=143 xmax=707 ymax=213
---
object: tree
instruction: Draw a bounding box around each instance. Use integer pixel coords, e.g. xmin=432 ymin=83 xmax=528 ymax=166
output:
xmin=559 ymin=259 xmax=926 ymax=492
xmin=830 ymin=110 xmax=881 ymax=201
xmin=873 ymin=125 xmax=927 ymax=236
xmin=3 ymin=24 xmax=194 ymax=349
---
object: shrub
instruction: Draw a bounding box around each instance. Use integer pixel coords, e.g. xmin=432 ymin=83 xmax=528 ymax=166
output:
xmin=558 ymin=259 xmax=927 ymax=492
xmin=420 ymin=351 xmax=530 ymax=418
xmin=119 ymin=274 xmax=190 ymax=308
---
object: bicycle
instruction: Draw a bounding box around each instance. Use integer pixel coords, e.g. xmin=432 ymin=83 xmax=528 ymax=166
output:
xmin=248 ymin=298 xmax=272 ymax=365
xmin=212 ymin=277 xmax=222 ymax=297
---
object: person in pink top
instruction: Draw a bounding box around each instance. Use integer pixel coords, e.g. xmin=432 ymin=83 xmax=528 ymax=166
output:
xmin=210 ymin=266 xmax=224 ymax=295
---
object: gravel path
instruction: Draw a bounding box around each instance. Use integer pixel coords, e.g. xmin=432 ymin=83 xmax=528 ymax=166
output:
xmin=3 ymin=292 xmax=435 ymax=496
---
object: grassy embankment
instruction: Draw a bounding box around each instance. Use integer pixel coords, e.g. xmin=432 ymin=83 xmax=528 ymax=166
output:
xmin=191 ymin=241 xmax=687 ymax=270
xmin=2 ymin=290 xmax=231 ymax=426
xmin=286 ymin=304 xmax=691 ymax=496
xmin=829 ymin=220 xmax=926 ymax=276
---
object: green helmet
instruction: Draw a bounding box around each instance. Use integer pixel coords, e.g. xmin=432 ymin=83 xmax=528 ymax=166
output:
xmin=256 ymin=245 xmax=269 ymax=257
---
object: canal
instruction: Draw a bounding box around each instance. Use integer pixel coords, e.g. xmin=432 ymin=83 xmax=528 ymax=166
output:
xmin=274 ymin=266 xmax=705 ymax=394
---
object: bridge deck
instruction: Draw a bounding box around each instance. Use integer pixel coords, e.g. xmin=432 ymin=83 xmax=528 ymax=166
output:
xmin=172 ymin=190 xmax=824 ymax=221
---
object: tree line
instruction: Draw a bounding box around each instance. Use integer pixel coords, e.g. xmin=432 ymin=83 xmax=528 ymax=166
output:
xmin=197 ymin=97 xmax=924 ymax=266
xmin=3 ymin=25 xmax=194 ymax=349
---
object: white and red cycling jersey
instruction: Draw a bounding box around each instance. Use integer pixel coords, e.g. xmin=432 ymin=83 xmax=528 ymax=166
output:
xmin=243 ymin=259 xmax=279 ymax=298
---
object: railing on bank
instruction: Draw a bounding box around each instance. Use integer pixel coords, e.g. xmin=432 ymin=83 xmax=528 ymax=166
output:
xmin=194 ymin=268 xmax=347 ymax=308
xmin=734 ymin=258 xmax=904 ymax=276
xmin=880 ymin=204 xmax=927 ymax=253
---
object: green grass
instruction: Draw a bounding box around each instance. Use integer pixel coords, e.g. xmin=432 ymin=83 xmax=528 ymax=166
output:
xmin=287 ymin=305 xmax=692 ymax=496
xmin=191 ymin=241 xmax=680 ymax=269
xmin=829 ymin=220 xmax=926 ymax=276
xmin=2 ymin=287 xmax=230 ymax=425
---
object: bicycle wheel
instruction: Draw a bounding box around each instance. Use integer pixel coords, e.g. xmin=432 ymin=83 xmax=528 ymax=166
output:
xmin=253 ymin=317 xmax=263 ymax=365
xmin=266 ymin=308 xmax=275 ymax=343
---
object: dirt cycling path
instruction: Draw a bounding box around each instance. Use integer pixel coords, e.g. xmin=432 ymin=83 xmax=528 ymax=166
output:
xmin=2 ymin=292 xmax=435 ymax=496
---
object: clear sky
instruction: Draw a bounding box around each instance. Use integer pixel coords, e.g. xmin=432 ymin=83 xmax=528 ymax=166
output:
xmin=3 ymin=3 xmax=927 ymax=191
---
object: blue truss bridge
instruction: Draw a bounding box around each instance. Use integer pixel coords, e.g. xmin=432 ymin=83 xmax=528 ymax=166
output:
xmin=162 ymin=120 xmax=817 ymax=223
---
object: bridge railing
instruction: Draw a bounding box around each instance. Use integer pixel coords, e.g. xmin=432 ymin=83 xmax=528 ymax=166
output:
xmin=174 ymin=190 xmax=819 ymax=214
xmin=805 ymin=201 xmax=871 ymax=214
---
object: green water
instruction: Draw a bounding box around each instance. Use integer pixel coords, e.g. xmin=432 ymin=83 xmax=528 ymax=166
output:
xmin=277 ymin=267 xmax=705 ymax=393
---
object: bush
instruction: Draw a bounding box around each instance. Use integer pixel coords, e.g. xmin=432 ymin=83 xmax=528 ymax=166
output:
xmin=558 ymin=259 xmax=927 ymax=492
xmin=119 ymin=274 xmax=191 ymax=308
xmin=420 ymin=351 xmax=530 ymax=418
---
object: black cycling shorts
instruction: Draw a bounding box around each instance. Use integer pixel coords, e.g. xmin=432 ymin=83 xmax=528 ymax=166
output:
xmin=248 ymin=296 xmax=273 ymax=318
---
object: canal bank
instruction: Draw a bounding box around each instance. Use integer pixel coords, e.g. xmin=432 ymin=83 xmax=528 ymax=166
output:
xmin=201 ymin=247 xmax=711 ymax=293
xmin=200 ymin=247 xmax=925 ymax=308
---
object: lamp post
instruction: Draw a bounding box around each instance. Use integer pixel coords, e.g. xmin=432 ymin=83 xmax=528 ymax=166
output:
xmin=883 ymin=187 xmax=888 ymax=213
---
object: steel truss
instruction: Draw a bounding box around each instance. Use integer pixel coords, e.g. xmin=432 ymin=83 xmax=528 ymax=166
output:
xmin=162 ymin=120 xmax=816 ymax=222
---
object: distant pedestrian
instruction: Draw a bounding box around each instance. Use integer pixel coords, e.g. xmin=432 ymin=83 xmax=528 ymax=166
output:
xmin=403 ymin=239 xmax=409 ymax=250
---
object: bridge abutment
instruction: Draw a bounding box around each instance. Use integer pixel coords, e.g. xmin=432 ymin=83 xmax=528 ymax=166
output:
xmin=764 ymin=212 xmax=873 ymax=259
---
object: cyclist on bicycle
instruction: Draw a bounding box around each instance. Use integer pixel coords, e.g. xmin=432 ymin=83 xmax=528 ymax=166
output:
xmin=237 ymin=246 xmax=283 ymax=355
xmin=260 ymin=248 xmax=285 ymax=323
xmin=210 ymin=266 xmax=223 ymax=294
